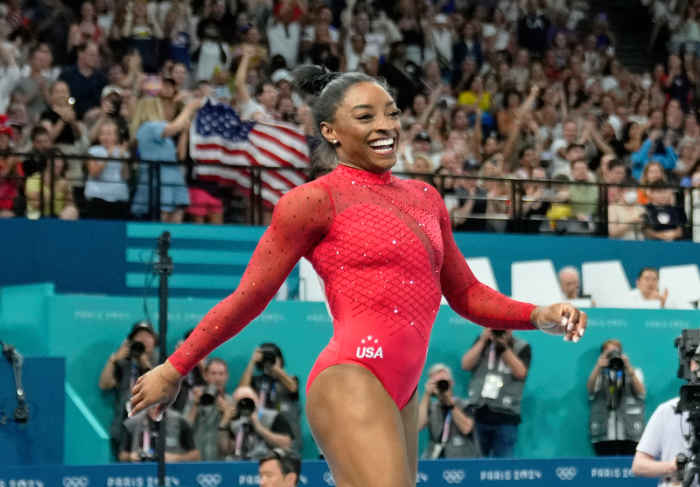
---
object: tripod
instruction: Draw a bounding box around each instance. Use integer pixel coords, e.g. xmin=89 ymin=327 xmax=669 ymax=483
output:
xmin=154 ymin=232 xmax=173 ymax=487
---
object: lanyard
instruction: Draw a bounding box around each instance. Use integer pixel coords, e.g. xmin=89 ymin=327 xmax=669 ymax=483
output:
xmin=440 ymin=410 xmax=452 ymax=444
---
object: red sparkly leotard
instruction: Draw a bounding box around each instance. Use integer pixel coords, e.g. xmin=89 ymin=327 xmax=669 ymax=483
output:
xmin=169 ymin=164 xmax=536 ymax=409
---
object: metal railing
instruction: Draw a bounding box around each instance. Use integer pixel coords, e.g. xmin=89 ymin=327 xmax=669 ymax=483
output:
xmin=0 ymin=150 xmax=697 ymax=241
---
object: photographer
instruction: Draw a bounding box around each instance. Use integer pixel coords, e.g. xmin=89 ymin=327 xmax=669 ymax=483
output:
xmin=587 ymin=339 xmax=646 ymax=456
xmin=632 ymin=336 xmax=700 ymax=486
xmin=184 ymin=357 xmax=231 ymax=460
xmin=461 ymin=329 xmax=531 ymax=457
xmin=418 ymin=363 xmax=480 ymax=459
xmin=98 ymin=321 xmax=157 ymax=460
xmin=239 ymin=343 xmax=301 ymax=453
xmin=119 ymin=406 xmax=200 ymax=462
xmin=218 ymin=386 xmax=294 ymax=461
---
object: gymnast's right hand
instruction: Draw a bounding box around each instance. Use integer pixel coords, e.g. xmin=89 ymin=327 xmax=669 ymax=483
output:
xmin=129 ymin=360 xmax=183 ymax=417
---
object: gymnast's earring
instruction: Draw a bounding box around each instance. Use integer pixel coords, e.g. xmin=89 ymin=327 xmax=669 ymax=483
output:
xmin=330 ymin=140 xmax=339 ymax=146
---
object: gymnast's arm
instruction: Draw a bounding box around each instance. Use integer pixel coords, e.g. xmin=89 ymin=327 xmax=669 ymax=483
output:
xmin=168 ymin=183 xmax=334 ymax=376
xmin=129 ymin=183 xmax=334 ymax=415
xmin=437 ymin=191 xmax=586 ymax=339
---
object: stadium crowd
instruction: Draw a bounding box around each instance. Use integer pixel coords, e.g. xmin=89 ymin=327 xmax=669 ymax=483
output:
xmin=0 ymin=0 xmax=698 ymax=236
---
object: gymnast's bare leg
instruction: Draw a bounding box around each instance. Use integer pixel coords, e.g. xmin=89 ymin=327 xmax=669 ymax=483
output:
xmin=306 ymin=364 xmax=415 ymax=487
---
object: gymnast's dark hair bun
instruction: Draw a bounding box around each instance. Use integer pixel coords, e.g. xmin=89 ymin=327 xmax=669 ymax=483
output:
xmin=292 ymin=65 xmax=341 ymax=97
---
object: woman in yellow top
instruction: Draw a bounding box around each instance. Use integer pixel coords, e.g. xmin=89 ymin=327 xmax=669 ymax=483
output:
xmin=457 ymin=75 xmax=491 ymax=112
xmin=25 ymin=149 xmax=79 ymax=220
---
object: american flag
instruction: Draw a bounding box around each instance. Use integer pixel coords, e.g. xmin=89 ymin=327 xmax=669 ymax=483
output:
xmin=190 ymin=100 xmax=310 ymax=206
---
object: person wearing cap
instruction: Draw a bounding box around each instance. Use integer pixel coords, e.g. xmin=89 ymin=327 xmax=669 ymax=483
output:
xmin=418 ymin=363 xmax=480 ymax=459
xmin=99 ymin=321 xmax=158 ymax=459
xmin=259 ymin=448 xmax=301 ymax=487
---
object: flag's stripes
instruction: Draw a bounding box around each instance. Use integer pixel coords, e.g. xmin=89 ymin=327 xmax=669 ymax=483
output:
xmin=189 ymin=101 xmax=310 ymax=207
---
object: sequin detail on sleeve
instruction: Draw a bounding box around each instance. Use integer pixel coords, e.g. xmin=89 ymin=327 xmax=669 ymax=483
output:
xmin=168 ymin=183 xmax=334 ymax=375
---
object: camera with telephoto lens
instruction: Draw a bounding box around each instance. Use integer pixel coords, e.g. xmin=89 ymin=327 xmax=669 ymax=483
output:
xmin=673 ymin=330 xmax=700 ymax=487
xmin=237 ymin=397 xmax=256 ymax=418
xmin=199 ymin=384 xmax=219 ymax=406
xmin=129 ymin=340 xmax=146 ymax=360
xmin=436 ymin=379 xmax=450 ymax=393
xmin=606 ymin=349 xmax=625 ymax=370
xmin=256 ymin=344 xmax=279 ymax=371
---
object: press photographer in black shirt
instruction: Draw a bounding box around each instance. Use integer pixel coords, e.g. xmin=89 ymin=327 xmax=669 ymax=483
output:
xmin=239 ymin=343 xmax=302 ymax=452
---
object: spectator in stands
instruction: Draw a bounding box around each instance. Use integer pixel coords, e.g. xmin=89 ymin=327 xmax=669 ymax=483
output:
xmin=120 ymin=0 xmax=163 ymax=74
xmin=14 ymin=46 xmax=51 ymax=123
xmin=218 ymin=386 xmax=294 ymax=460
xmin=129 ymin=95 xmax=200 ymax=222
xmin=642 ymin=181 xmax=687 ymax=241
xmin=461 ymin=329 xmax=531 ymax=457
xmin=0 ymin=43 xmax=20 ymax=114
xmin=568 ymin=158 xmax=599 ymax=231
xmin=0 ymin=120 xmax=22 ymax=217
xmin=627 ymin=267 xmax=688 ymax=309
xmin=637 ymin=161 xmax=667 ymax=205
xmin=239 ymin=343 xmax=301 ymax=454
xmin=520 ymin=166 xmax=551 ymax=233
xmin=558 ymin=266 xmax=583 ymax=300
xmin=85 ymin=119 xmax=130 ymax=219
xmin=587 ymin=339 xmax=645 ymax=456
xmin=631 ymin=129 xmax=678 ymax=181
xmin=235 ymin=44 xmax=279 ymax=122
xmin=58 ymin=42 xmax=107 ymax=120
xmin=98 ymin=321 xmax=158 ymax=460
xmin=120 ymin=406 xmax=200 ymax=462
xmin=451 ymin=160 xmax=487 ymax=232
xmin=418 ymin=363 xmax=480 ymax=459
xmin=259 ymin=448 xmax=301 ymax=487
xmin=608 ymin=181 xmax=645 ymax=240
xmin=550 ymin=118 xmax=579 ymax=178
xmin=185 ymin=358 xmax=231 ymax=461
xmin=24 ymin=148 xmax=78 ymax=219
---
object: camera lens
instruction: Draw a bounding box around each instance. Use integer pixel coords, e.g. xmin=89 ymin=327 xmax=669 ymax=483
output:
xmin=199 ymin=384 xmax=218 ymax=406
xmin=129 ymin=340 xmax=145 ymax=359
xmin=607 ymin=350 xmax=625 ymax=370
xmin=237 ymin=397 xmax=255 ymax=417
xmin=436 ymin=379 xmax=450 ymax=393
xmin=492 ymin=330 xmax=506 ymax=338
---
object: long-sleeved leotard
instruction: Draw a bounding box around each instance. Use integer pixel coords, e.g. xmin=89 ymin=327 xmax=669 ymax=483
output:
xmin=170 ymin=164 xmax=536 ymax=409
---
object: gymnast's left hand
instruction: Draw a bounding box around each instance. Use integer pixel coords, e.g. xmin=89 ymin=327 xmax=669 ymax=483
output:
xmin=129 ymin=360 xmax=183 ymax=417
xmin=530 ymin=303 xmax=587 ymax=342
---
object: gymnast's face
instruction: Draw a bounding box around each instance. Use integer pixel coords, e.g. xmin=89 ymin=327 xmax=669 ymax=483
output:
xmin=322 ymin=81 xmax=401 ymax=173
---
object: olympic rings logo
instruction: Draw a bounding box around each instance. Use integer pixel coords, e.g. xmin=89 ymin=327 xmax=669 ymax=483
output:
xmin=555 ymin=467 xmax=578 ymax=481
xmin=196 ymin=473 xmax=222 ymax=487
xmin=322 ymin=471 xmax=336 ymax=486
xmin=62 ymin=476 xmax=89 ymax=487
xmin=442 ymin=469 xmax=466 ymax=484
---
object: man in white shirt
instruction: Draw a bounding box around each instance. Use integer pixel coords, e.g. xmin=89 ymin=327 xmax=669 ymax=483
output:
xmin=626 ymin=267 xmax=690 ymax=309
xmin=632 ymin=352 xmax=700 ymax=486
